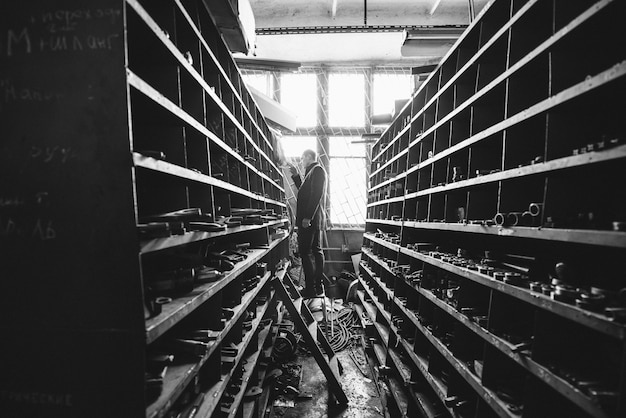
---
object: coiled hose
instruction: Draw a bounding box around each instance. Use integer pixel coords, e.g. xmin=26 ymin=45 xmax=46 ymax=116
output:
xmin=318 ymin=307 xmax=361 ymax=352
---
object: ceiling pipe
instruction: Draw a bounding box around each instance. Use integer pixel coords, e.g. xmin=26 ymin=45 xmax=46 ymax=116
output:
xmin=332 ymin=0 xmax=338 ymax=19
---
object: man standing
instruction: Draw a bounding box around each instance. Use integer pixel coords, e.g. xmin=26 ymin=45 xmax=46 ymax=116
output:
xmin=289 ymin=149 xmax=327 ymax=298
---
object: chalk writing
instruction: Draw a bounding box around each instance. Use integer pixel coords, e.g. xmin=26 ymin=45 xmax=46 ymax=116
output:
xmin=3 ymin=7 xmax=122 ymax=57
xmin=1 ymin=79 xmax=64 ymax=106
xmin=6 ymin=28 xmax=31 ymax=56
xmin=30 ymin=146 xmax=78 ymax=164
xmin=38 ymin=33 xmax=119 ymax=53
xmin=0 ymin=193 xmax=50 ymax=209
xmin=0 ymin=216 xmax=56 ymax=241
xmin=38 ymin=8 xmax=122 ymax=27
xmin=0 ymin=389 xmax=73 ymax=407
xmin=32 ymin=218 xmax=56 ymax=240
xmin=0 ymin=197 xmax=26 ymax=208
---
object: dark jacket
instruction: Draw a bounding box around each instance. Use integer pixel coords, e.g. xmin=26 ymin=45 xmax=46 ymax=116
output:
xmin=292 ymin=162 xmax=327 ymax=229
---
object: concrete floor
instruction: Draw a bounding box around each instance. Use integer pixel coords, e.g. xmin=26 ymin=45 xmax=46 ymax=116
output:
xmin=271 ymin=350 xmax=386 ymax=418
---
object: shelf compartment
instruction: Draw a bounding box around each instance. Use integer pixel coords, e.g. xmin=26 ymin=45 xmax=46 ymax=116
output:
xmin=508 ymin=0 xmax=553 ymax=66
xmin=144 ymin=238 xmax=285 ymax=342
xmin=217 ymin=318 xmax=274 ymax=418
xmin=498 ymin=175 xmax=546 ymax=222
xmin=481 ymin=346 xmax=528 ymax=416
xmin=146 ymin=284 xmax=276 ymax=418
xmin=133 ymin=153 xmax=281 ymax=210
xmin=544 ymin=159 xmax=626 ymax=232
xmin=470 ymin=83 xmax=507 ymax=135
xmin=416 ymin=314 xmax=519 ymax=418
xmin=437 ymin=88 xmax=454 ymax=125
xmin=193 ymin=296 xmax=275 ymax=418
xmin=456 ymin=22 xmax=481 ymax=71
xmin=415 ymin=278 xmax=616 ymax=418
xmin=184 ymin=129 xmax=210 ymax=176
xmin=188 ymin=1 xmax=274 ymax=153
xmin=409 ymin=61 xmax=626 ymax=186
xmin=130 ymin=86 xmax=187 ymax=168
xmin=135 ymin=0 xmax=278 ymax=174
xmin=450 ymin=107 xmax=472 ymax=147
xmin=394 ymin=246 xmax=626 ymax=339
xmin=546 ymin=75 xmax=625 ymax=163
xmin=502 ymin=114 xmax=547 ymax=171
xmin=126 ymin=3 xmax=180 ymax=106
xmin=550 ymin=0 xmax=625 ymax=96
xmin=475 ymin=36 xmax=509 ymax=91
xmin=135 ymin=169 xmax=191 ymax=221
xmin=506 ymin=52 xmax=549 ymax=116
xmin=532 ymin=310 xmax=622 ymax=417
xmin=523 ymin=375 xmax=598 ymax=418
xmin=466 ymin=182 xmax=499 ymax=223
xmin=477 ymin=0 xmax=513 ymax=49
xmin=488 ymin=292 xmax=536 ymax=354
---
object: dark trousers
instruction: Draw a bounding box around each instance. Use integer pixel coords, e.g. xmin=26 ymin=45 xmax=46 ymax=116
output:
xmin=297 ymin=226 xmax=324 ymax=295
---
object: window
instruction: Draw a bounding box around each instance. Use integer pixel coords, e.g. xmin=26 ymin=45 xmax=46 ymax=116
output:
xmin=372 ymin=72 xmax=412 ymax=115
xmin=328 ymin=73 xmax=365 ymax=127
xmin=328 ymin=137 xmax=367 ymax=226
xmin=280 ymin=73 xmax=317 ymax=127
xmin=279 ymin=136 xmax=317 ymax=159
xmin=242 ymin=72 xmax=271 ymax=96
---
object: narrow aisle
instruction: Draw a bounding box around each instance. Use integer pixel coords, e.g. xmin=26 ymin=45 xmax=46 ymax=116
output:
xmin=272 ymin=350 xmax=386 ymax=418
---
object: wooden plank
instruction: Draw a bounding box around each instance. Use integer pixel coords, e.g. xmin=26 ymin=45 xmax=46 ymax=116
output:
xmin=273 ymin=271 xmax=348 ymax=404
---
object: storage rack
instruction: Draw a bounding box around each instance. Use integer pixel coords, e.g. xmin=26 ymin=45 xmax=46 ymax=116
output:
xmin=0 ymin=1 xmax=289 ymax=417
xmin=359 ymin=0 xmax=626 ymax=417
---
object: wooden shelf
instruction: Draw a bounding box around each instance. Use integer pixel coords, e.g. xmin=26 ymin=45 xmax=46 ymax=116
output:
xmin=0 ymin=1 xmax=289 ymax=417
xmin=362 ymin=247 xmax=618 ymax=417
xmin=404 ymin=144 xmax=626 ymax=198
xmin=171 ymin=0 xmax=275 ymax=153
xmin=363 ymin=234 xmax=401 ymax=253
xmin=128 ymin=0 xmax=278 ymax=172
xmin=218 ymin=320 xmax=274 ymax=418
xmin=128 ymin=74 xmax=284 ymax=193
xmin=147 ymin=289 xmax=276 ymax=418
xmin=134 ymin=153 xmax=286 ymax=207
xmin=192 ymin=296 xmax=275 ymax=418
xmin=414 ymin=285 xmax=613 ymax=418
xmin=140 ymin=220 xmax=287 ymax=254
xmin=145 ymin=237 xmax=286 ymax=342
xmin=397 ymin=245 xmax=626 ymax=339
xmin=408 ymin=62 xmax=626 ymax=174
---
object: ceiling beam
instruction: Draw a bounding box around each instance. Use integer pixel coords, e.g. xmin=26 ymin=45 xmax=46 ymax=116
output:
xmin=256 ymin=24 xmax=467 ymax=35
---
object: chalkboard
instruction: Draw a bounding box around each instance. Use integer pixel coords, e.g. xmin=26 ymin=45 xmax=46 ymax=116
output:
xmin=0 ymin=1 xmax=145 ymax=416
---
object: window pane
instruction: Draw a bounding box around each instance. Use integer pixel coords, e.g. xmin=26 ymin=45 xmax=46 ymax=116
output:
xmin=242 ymin=73 xmax=270 ymax=96
xmin=329 ymin=157 xmax=366 ymax=225
xmin=328 ymin=73 xmax=365 ymax=127
xmin=280 ymin=73 xmax=317 ymax=127
xmin=279 ymin=136 xmax=317 ymax=158
xmin=373 ymin=73 xmax=412 ymax=115
xmin=329 ymin=136 xmax=365 ymax=157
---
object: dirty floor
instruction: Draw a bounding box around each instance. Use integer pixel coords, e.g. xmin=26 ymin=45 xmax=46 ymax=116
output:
xmin=270 ymin=350 xmax=386 ymax=418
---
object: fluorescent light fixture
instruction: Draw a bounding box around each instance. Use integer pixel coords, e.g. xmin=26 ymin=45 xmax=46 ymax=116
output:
xmin=401 ymin=26 xmax=466 ymax=57
xmin=234 ymin=58 xmax=301 ymax=72
xmin=352 ymin=133 xmax=380 ymax=144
